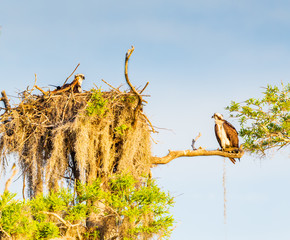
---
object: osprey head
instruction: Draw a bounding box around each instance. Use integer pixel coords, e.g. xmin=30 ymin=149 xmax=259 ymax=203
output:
xmin=75 ymin=74 xmax=85 ymax=85
xmin=212 ymin=112 xmax=224 ymax=120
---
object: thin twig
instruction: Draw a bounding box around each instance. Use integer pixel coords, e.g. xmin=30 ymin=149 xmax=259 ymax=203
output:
xmin=140 ymin=112 xmax=156 ymax=133
xmin=150 ymin=135 xmax=158 ymax=144
xmin=27 ymin=73 xmax=38 ymax=94
xmin=42 ymin=211 xmax=70 ymax=227
xmin=77 ymin=226 xmax=82 ymax=240
xmin=41 ymin=211 xmax=82 ymax=228
xmin=101 ymin=79 xmax=121 ymax=93
xmin=61 ymin=93 xmax=72 ymax=122
xmin=35 ymin=85 xmax=48 ymax=95
xmin=63 ymin=63 xmax=80 ymax=85
xmin=140 ymin=82 xmax=149 ymax=94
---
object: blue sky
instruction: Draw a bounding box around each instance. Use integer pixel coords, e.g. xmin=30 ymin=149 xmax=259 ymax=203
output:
xmin=0 ymin=1 xmax=290 ymax=239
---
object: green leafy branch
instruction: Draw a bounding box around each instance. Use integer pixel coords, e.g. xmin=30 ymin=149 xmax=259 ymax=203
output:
xmin=0 ymin=174 xmax=174 ymax=239
xmin=226 ymin=83 xmax=290 ymax=155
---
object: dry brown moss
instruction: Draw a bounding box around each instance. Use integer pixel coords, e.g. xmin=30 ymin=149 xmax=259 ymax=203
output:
xmin=0 ymin=87 xmax=152 ymax=197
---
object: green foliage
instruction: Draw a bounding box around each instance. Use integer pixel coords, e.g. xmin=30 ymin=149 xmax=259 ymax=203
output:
xmin=109 ymin=175 xmax=174 ymax=239
xmin=0 ymin=192 xmax=36 ymax=239
xmin=226 ymin=83 xmax=290 ymax=155
xmin=35 ymin=222 xmax=59 ymax=239
xmin=78 ymin=174 xmax=175 ymax=239
xmin=77 ymin=178 xmax=104 ymax=202
xmin=83 ymin=229 xmax=100 ymax=239
xmin=114 ymin=124 xmax=130 ymax=136
xmin=0 ymin=174 xmax=174 ymax=239
xmin=86 ymin=88 xmax=108 ymax=116
xmin=29 ymin=188 xmax=74 ymax=222
xmin=124 ymin=95 xmax=137 ymax=104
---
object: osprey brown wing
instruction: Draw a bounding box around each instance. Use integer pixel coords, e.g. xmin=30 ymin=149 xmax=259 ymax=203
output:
xmin=223 ymin=120 xmax=239 ymax=148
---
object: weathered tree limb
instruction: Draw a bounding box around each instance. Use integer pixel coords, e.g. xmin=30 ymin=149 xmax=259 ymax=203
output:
xmin=151 ymin=148 xmax=244 ymax=165
xmin=124 ymin=46 xmax=135 ymax=90
xmin=124 ymin=46 xmax=147 ymax=106
xmin=4 ymin=163 xmax=18 ymax=192
xmin=0 ymin=91 xmax=11 ymax=110
xmin=124 ymin=46 xmax=155 ymax=134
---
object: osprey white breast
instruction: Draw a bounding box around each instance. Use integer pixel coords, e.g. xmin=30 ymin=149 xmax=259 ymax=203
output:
xmin=215 ymin=120 xmax=230 ymax=148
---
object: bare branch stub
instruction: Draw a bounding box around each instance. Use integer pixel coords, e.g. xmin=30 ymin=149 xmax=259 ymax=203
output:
xmin=191 ymin=132 xmax=202 ymax=150
xmin=140 ymin=82 xmax=149 ymax=94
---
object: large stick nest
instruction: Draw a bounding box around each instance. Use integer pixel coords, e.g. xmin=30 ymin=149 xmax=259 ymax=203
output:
xmin=0 ymin=87 xmax=152 ymax=197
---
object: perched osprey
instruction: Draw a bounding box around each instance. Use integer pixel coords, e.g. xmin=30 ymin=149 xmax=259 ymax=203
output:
xmin=57 ymin=74 xmax=85 ymax=93
xmin=212 ymin=113 xmax=239 ymax=164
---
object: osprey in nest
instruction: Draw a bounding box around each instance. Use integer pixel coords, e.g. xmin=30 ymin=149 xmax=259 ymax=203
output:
xmin=212 ymin=113 xmax=239 ymax=164
xmin=55 ymin=74 xmax=85 ymax=93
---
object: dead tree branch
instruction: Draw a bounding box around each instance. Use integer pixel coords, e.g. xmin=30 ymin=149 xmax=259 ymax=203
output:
xmin=0 ymin=91 xmax=11 ymax=110
xmin=151 ymin=147 xmax=244 ymax=165
xmin=63 ymin=63 xmax=80 ymax=85
xmin=124 ymin=46 xmax=147 ymax=108
xmin=124 ymin=46 xmax=154 ymax=134
xmin=4 ymin=163 xmax=18 ymax=192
